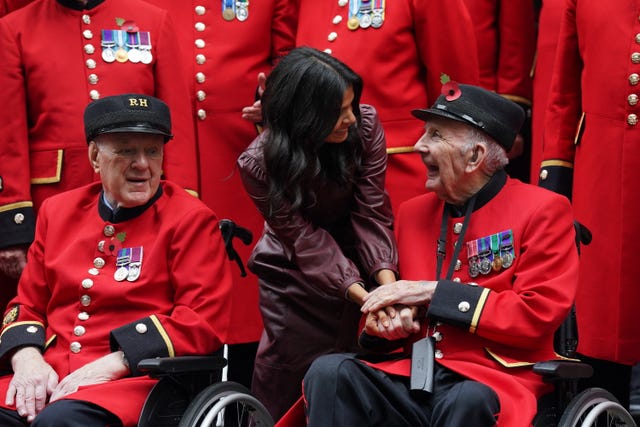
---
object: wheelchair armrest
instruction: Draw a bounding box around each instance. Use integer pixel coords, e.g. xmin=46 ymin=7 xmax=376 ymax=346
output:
xmin=137 ymin=356 xmax=227 ymax=376
xmin=532 ymin=359 xmax=593 ymax=381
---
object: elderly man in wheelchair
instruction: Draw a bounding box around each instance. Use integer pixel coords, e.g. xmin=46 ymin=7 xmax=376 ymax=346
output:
xmin=275 ymin=83 xmax=636 ymax=427
xmin=0 ymin=94 xmax=233 ymax=427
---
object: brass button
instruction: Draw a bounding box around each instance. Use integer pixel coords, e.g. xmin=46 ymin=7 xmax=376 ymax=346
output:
xmin=435 ymin=349 xmax=443 ymax=359
xmin=89 ymin=90 xmax=100 ymax=100
xmin=328 ymin=32 xmax=338 ymax=42
xmin=454 ymin=260 xmax=462 ymax=271
xmin=103 ymin=225 xmax=115 ymax=237
xmin=628 ymin=114 xmax=638 ymax=126
xmin=196 ymin=54 xmax=206 ymax=64
xmin=13 ymin=213 xmax=24 ymax=224
xmin=88 ymin=268 xmax=99 ymax=276
xmin=629 ymin=94 xmax=639 ymax=106
xmin=78 ymin=312 xmax=90 ymax=321
xmin=82 ymin=29 xmax=93 ymax=39
xmin=196 ymin=72 xmax=206 ymax=83
xmin=195 ymin=39 xmax=205 ymax=49
xmin=458 ymin=301 xmax=471 ymax=312
xmin=93 ymin=257 xmax=105 ymax=269
xmin=136 ymin=323 xmax=148 ymax=334
xmin=86 ymin=59 xmax=96 ymax=69
xmin=82 ymin=14 xmax=91 ymax=24
xmin=453 ymin=222 xmax=463 ymax=234
xmin=197 ymin=109 xmax=207 ymax=120
xmin=629 ymin=73 xmax=640 ymax=85
xmin=632 ymin=52 xmax=640 ymax=64
xmin=74 ymin=326 xmax=86 ymax=336
xmin=195 ymin=5 xmax=206 ymax=15
xmin=26 ymin=326 xmax=38 ymax=334
xmin=80 ymin=295 xmax=92 ymax=307
xmin=84 ymin=44 xmax=95 ymax=54
xmin=81 ymin=278 xmax=94 ymax=289
xmin=539 ymin=169 xmax=549 ymax=180
xmin=432 ymin=331 xmax=443 ymax=342
xmin=195 ymin=22 xmax=206 ymax=32
xmin=196 ymin=90 xmax=206 ymax=101
xmin=70 ymin=342 xmax=82 ymax=353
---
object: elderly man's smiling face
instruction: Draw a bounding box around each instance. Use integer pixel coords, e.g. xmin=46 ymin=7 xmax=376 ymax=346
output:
xmin=89 ymin=132 xmax=164 ymax=209
xmin=413 ymin=116 xmax=477 ymax=204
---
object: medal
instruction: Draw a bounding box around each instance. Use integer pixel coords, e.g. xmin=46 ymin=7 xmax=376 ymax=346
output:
xmin=222 ymin=0 xmax=235 ymax=20
xmin=359 ymin=12 xmax=372 ymax=28
xmin=114 ymin=267 xmax=128 ymax=281
xmin=490 ymin=233 xmax=503 ymax=271
xmin=371 ymin=0 xmax=385 ymax=28
xmin=127 ymin=247 xmax=143 ymax=282
xmin=359 ymin=0 xmax=373 ymax=28
xmin=139 ymin=32 xmax=153 ymax=64
xmin=114 ymin=30 xmax=128 ymax=63
xmin=101 ymin=30 xmax=116 ymax=63
xmin=478 ymin=237 xmax=492 ymax=275
xmin=126 ymin=32 xmax=141 ymax=63
xmin=236 ymin=0 xmax=249 ymax=21
xmin=499 ymin=230 xmax=515 ymax=269
xmin=348 ymin=0 xmax=360 ymax=30
xmin=466 ymin=240 xmax=480 ymax=278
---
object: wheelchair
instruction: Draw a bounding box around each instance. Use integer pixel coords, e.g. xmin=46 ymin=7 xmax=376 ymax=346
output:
xmin=134 ymin=219 xmax=274 ymax=427
xmin=533 ymin=223 xmax=636 ymax=427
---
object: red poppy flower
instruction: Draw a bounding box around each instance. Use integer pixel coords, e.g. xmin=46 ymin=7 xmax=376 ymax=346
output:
xmin=121 ymin=20 xmax=140 ymax=33
xmin=441 ymin=81 xmax=462 ymax=101
xmin=105 ymin=237 xmax=124 ymax=257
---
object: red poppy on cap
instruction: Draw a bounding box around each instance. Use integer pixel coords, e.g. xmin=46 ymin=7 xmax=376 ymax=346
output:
xmin=442 ymin=81 xmax=462 ymax=101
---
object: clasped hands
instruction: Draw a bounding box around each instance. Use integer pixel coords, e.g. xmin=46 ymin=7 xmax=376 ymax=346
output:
xmin=5 ymin=347 xmax=129 ymax=422
xmin=361 ymin=280 xmax=437 ymax=340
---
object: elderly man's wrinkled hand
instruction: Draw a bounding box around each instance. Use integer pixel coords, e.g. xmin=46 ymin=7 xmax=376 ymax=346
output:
xmin=49 ymin=351 xmax=129 ymax=403
xmin=6 ymin=347 xmax=58 ymax=422
xmin=364 ymin=305 xmax=420 ymax=340
xmin=361 ymin=280 xmax=437 ymax=314
xmin=0 ymin=247 xmax=27 ymax=279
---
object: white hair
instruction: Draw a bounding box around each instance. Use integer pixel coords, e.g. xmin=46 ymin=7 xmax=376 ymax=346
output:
xmin=461 ymin=127 xmax=509 ymax=174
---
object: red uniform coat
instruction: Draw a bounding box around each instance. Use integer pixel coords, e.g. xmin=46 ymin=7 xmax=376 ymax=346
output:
xmin=295 ymin=0 xmax=480 ymax=212
xmin=0 ymin=0 xmax=198 ymax=255
xmin=464 ymin=0 xmax=535 ymax=105
xmin=0 ymin=181 xmax=232 ymax=426
xmin=142 ymin=0 xmax=297 ymax=345
xmin=370 ymin=172 xmax=578 ymax=427
xmin=539 ymin=0 xmax=640 ymax=365
xmin=238 ymin=105 xmax=398 ymax=420
xmin=530 ymin=0 xmax=564 ymax=178
xmin=0 ymin=0 xmax=32 ymax=16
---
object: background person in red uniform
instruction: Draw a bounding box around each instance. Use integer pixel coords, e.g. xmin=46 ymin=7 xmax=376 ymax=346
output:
xmin=0 ymin=0 xmax=197 ymax=311
xmin=301 ymin=83 xmax=579 ymax=427
xmin=463 ymin=0 xmax=536 ymax=183
xmin=0 ymin=94 xmax=231 ymax=426
xmin=291 ymin=0 xmax=480 ymax=213
xmin=538 ymin=0 xmax=640 ymax=407
xmin=138 ymin=0 xmax=297 ymax=392
xmin=529 ymin=0 xmax=565 ymax=181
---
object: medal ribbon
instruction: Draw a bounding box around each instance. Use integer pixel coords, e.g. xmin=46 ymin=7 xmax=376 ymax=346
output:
xmin=126 ymin=32 xmax=139 ymax=48
xmin=101 ymin=29 xmax=115 ymax=47
xmin=139 ymin=31 xmax=151 ymax=49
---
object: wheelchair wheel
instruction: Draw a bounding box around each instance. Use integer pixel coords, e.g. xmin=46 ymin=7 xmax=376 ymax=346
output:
xmin=177 ymin=381 xmax=274 ymax=427
xmin=558 ymin=387 xmax=637 ymax=427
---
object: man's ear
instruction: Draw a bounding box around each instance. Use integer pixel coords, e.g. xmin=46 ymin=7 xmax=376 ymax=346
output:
xmin=88 ymin=141 xmax=100 ymax=173
xmin=466 ymin=143 xmax=486 ymax=172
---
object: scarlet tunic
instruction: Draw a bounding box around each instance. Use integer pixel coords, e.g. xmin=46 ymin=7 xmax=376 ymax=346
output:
xmin=463 ymin=0 xmax=535 ymax=105
xmin=530 ymin=0 xmax=564 ymax=176
xmin=539 ymin=0 xmax=640 ymax=365
xmin=370 ymin=172 xmax=579 ymax=426
xmin=0 ymin=0 xmax=198 ymax=253
xmin=295 ymin=0 xmax=480 ymax=212
xmin=0 ymin=181 xmax=232 ymax=426
xmin=142 ymin=0 xmax=297 ymax=345
xmin=0 ymin=0 xmax=32 ymax=16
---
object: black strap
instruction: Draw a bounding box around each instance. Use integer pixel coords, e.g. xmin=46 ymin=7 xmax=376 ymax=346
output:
xmin=435 ymin=194 xmax=477 ymax=281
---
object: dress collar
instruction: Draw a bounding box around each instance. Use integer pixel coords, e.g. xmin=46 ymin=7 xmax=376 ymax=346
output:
xmin=57 ymin=0 xmax=106 ymax=11
xmin=445 ymin=170 xmax=507 ymax=218
xmin=98 ymin=187 xmax=163 ymax=223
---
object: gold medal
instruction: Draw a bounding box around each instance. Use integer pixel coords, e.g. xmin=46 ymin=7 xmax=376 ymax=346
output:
xmin=115 ymin=48 xmax=128 ymax=63
xmin=347 ymin=17 xmax=360 ymax=30
xmin=492 ymin=255 xmax=503 ymax=271
xmin=222 ymin=7 xmax=235 ymax=20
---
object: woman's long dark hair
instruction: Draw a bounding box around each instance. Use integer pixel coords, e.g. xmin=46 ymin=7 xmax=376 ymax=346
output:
xmin=261 ymin=46 xmax=364 ymax=218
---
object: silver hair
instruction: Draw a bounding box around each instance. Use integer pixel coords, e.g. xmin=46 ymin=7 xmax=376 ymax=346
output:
xmin=461 ymin=127 xmax=509 ymax=173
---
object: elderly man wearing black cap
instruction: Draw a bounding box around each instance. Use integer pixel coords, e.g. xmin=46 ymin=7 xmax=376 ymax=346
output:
xmin=0 ymin=94 xmax=232 ymax=426
xmin=298 ymin=82 xmax=579 ymax=427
